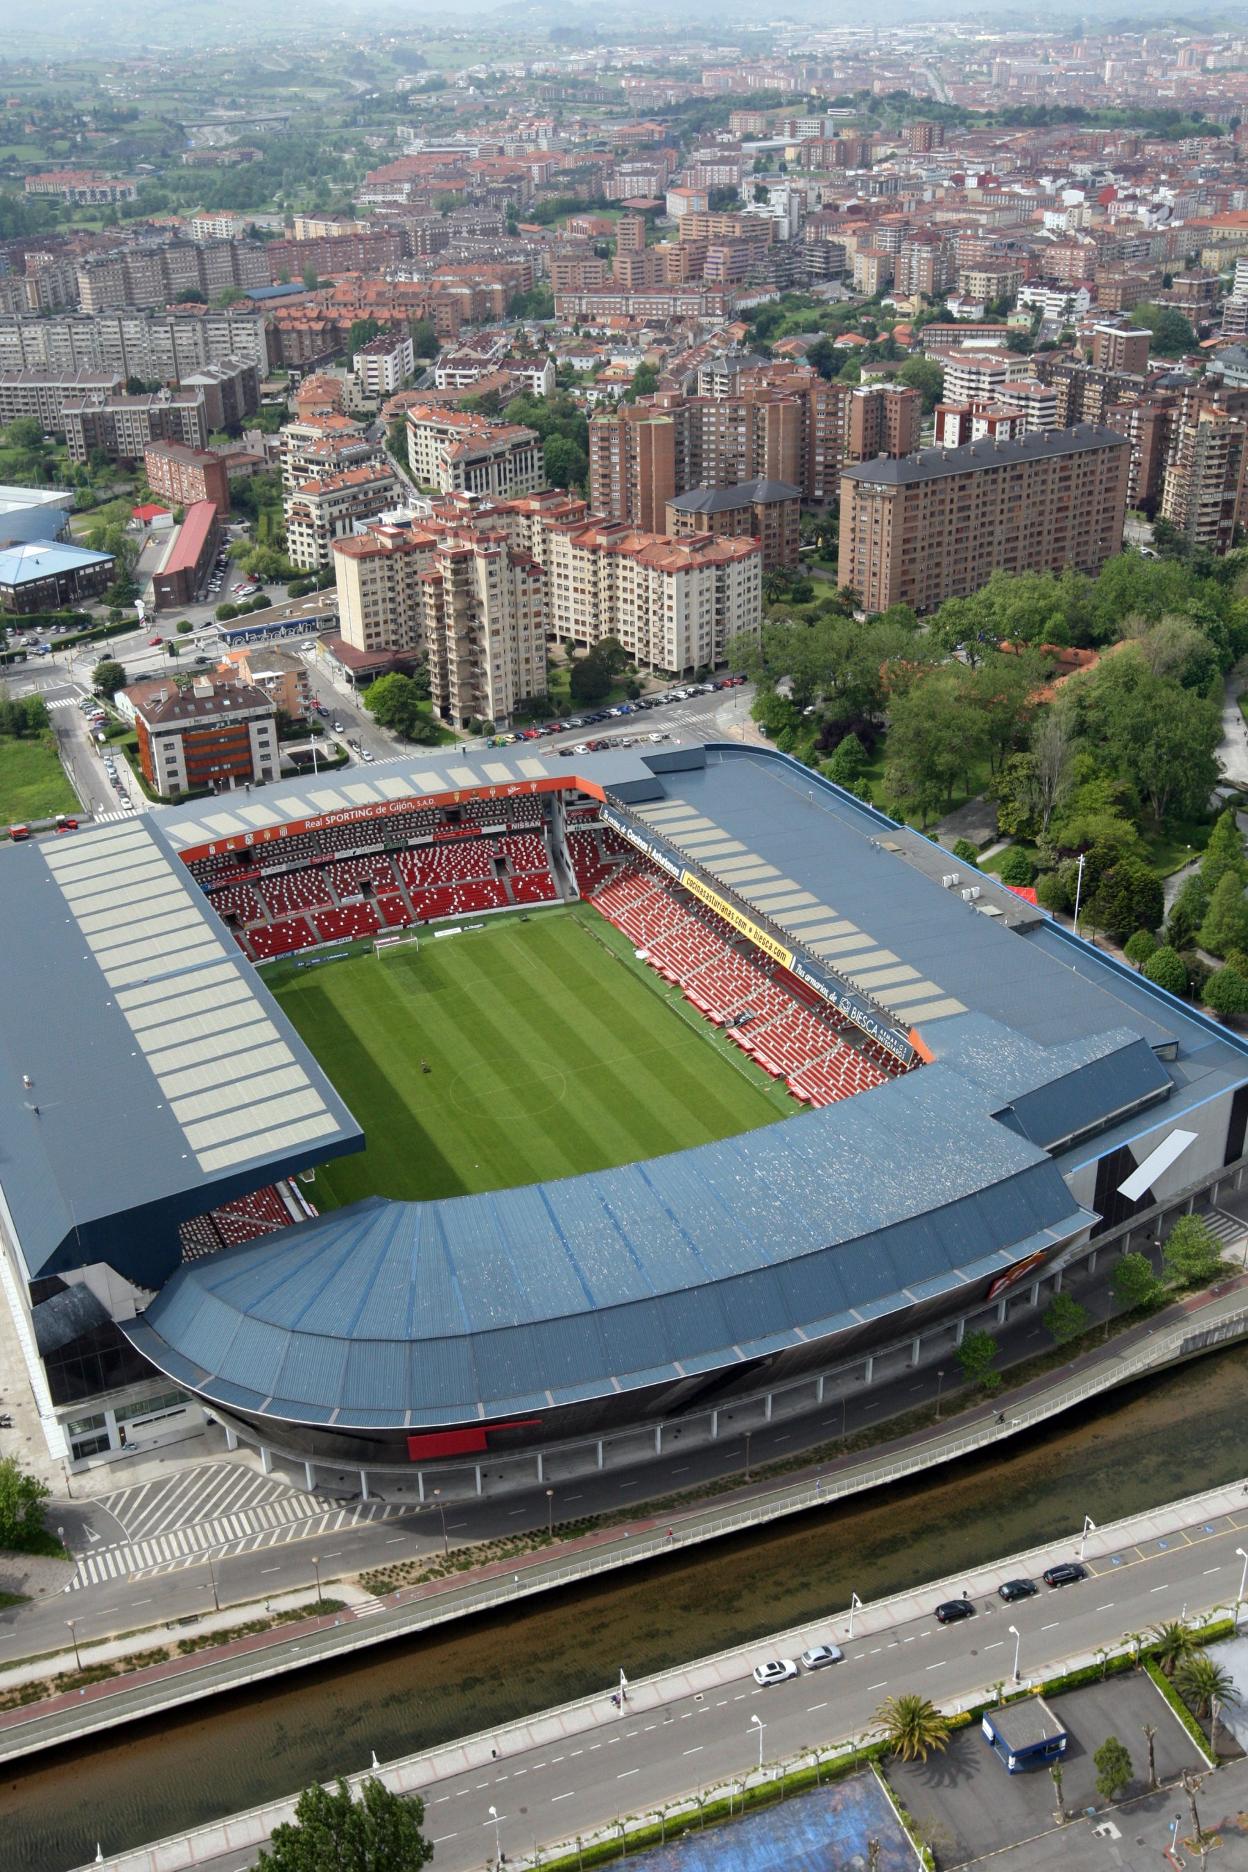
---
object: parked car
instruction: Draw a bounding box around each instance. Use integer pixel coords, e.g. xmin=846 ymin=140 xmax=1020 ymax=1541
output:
xmin=934 ymin=1599 xmax=976 ymax=1624
xmin=148 ymin=635 xmax=163 ymax=647
xmin=1043 ymin=1562 xmax=1088 ymax=1588
xmin=799 ymin=1643 xmax=844 ymax=1671
xmin=752 ymin=1659 xmax=799 ymax=1687
xmin=998 ymin=1578 xmax=1038 ymax=1602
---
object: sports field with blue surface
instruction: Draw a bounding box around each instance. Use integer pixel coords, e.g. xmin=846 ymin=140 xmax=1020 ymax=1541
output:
xmin=268 ymin=905 xmax=790 ymax=1209
xmin=623 ymin=1772 xmax=915 ymax=1869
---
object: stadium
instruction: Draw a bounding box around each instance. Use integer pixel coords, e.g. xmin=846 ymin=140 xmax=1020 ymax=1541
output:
xmin=3 ymin=738 xmax=1248 ymax=1485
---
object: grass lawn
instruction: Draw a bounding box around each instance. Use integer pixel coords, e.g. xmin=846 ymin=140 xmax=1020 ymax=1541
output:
xmin=269 ymin=904 xmax=788 ymax=1208
xmin=0 ymin=734 xmax=78 ymax=826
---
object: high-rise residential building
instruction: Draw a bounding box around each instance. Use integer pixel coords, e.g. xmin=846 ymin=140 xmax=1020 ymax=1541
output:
xmin=588 ymin=404 xmax=679 ymax=533
xmin=75 ymin=240 xmax=269 ymax=312
xmin=838 ymin=425 xmax=1129 ymax=615
xmin=0 ymin=369 xmax=124 ymax=432
xmin=332 ymin=494 xmax=762 ymax=713
xmin=284 ymin=465 xmax=403 ymax=570
xmin=1104 ymin=394 xmax=1178 ymax=512
xmin=846 ymin=384 xmax=921 ymax=461
xmin=353 ymin=330 xmax=415 ymax=400
xmin=1160 ymin=403 xmax=1248 ymax=554
xmin=1043 ymin=359 xmax=1147 ymax=428
xmin=1089 ymin=324 xmax=1151 ymax=375
xmin=666 ymin=478 xmax=801 ymax=569
xmin=405 ymin=405 xmax=544 ymax=500
xmin=62 ymin=387 xmax=209 ymax=462
xmin=0 ymin=308 xmax=272 ymax=380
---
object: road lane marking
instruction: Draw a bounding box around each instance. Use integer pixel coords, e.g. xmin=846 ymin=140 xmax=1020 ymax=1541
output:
xmin=868 ymin=1681 xmax=888 ymax=1690
xmin=1041 ymin=1622 xmax=1059 ymax=1631
xmin=552 ymin=1793 xmax=574 ymax=1802
xmin=1150 ymin=1584 xmax=1169 ymax=1593
xmin=1096 ymin=1603 xmax=1115 ymax=1612
xmin=683 ymin=1747 xmax=703 ymax=1756
xmin=618 ymin=1769 xmax=639 ymax=1779
xmin=808 ymin=1701 xmax=828 ymax=1712
xmin=926 ymin=1661 xmax=946 ymax=1670
xmin=984 ymin=1641 xmax=1004 ymax=1650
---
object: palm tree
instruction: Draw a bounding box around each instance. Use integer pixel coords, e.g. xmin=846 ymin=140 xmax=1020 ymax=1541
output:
xmin=1152 ymin=1621 xmax=1202 ymax=1677
xmin=1176 ymin=1652 xmax=1235 ymax=1720
xmin=875 ymin=1692 xmax=951 ymax=1762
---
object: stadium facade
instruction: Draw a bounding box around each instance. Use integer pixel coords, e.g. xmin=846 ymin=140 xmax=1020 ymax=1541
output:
xmin=3 ymin=740 xmax=1247 ymax=1481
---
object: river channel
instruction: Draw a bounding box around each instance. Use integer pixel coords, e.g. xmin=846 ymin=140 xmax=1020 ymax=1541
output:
xmin=6 ymin=1342 xmax=1248 ymax=1870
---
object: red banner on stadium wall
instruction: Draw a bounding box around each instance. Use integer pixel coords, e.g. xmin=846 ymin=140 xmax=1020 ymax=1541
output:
xmin=176 ymin=777 xmax=607 ymax=865
xmin=406 ymin=1419 xmax=541 ymax=1461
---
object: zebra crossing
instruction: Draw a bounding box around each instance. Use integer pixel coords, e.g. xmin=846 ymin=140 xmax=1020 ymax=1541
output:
xmin=45 ymin=696 xmax=83 ymax=711
xmin=68 ymin=1459 xmax=411 ymax=1591
xmin=1203 ymin=1208 xmax=1248 ymax=1248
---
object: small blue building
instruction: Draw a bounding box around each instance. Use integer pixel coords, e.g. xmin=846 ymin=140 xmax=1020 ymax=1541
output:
xmin=982 ymin=1696 xmax=1068 ymax=1773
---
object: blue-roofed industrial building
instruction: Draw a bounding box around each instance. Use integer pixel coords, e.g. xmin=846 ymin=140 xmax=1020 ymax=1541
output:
xmin=0 ymin=537 xmax=114 ymax=612
xmin=3 ymin=740 xmax=1248 ymax=1478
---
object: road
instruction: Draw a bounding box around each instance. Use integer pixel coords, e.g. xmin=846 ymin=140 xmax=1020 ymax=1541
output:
xmin=73 ymin=1479 xmax=1248 ymax=1872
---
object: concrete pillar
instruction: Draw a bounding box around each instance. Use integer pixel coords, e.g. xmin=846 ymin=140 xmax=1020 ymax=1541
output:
xmin=955 ymin=1316 xmax=967 ymax=1346
xmin=596 ymin=1440 xmax=604 ymax=1470
xmin=1053 ymin=1268 xmax=1063 ymax=1292
xmin=1028 ymin=1282 xmax=1040 ymax=1308
xmin=259 ymin=1444 xmax=272 ymax=1474
xmin=654 ymin=1425 xmax=663 ymax=1454
xmin=863 ymin=1355 xmax=874 ymax=1385
xmin=224 ymin=1424 xmax=238 ymax=1452
xmin=360 ymin=1469 xmax=370 ymax=1502
xmin=996 ymin=1297 xmax=1008 ymax=1323
xmin=474 ymin=1465 xmax=483 ymax=1497
xmin=304 ymin=1460 xmax=315 ymax=1491
xmin=417 ymin=1472 xmax=425 ymax=1503
xmin=764 ymin=1393 xmax=773 ymax=1422
xmin=536 ymin=1451 xmax=544 ymax=1483
xmin=816 ymin=1375 xmax=825 ymax=1404
xmin=910 ymin=1335 xmax=921 ymax=1366
xmin=1088 ymin=1249 xmax=1098 ymax=1274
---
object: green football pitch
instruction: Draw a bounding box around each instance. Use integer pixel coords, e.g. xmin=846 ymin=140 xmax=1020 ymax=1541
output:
xmin=267 ymin=905 xmax=790 ymax=1209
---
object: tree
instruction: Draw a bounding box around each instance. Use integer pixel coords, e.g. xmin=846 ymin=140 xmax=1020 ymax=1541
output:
xmin=363 ymin=673 xmax=439 ymax=742
xmin=1175 ymin=1652 xmax=1235 ymax=1720
xmin=1112 ymin=1252 xmax=1164 ymax=1314
xmin=951 ymin=836 xmax=979 ymax=865
xmin=1131 ymin=302 xmax=1196 ymax=356
xmin=347 ymin=317 xmax=383 ymax=357
xmin=1143 ymin=1722 xmax=1158 ymax=1791
xmin=1088 ymin=858 xmax=1163 ymax=945
xmin=255 ymin=1776 xmax=433 ymax=1872
xmin=884 ymin=668 xmax=987 ymax=825
xmin=895 ymin=355 xmax=944 ymax=412
xmin=1049 ymin=1760 xmax=1067 ymax=1823
xmin=1201 ymin=810 xmax=1246 ymax=894
xmin=1199 ymin=873 xmax=1248 ymax=959
xmin=874 ymin=1692 xmax=951 ymax=1761
xmin=998 ymin=845 xmax=1035 ymax=887
xmin=1152 ymin=1621 xmax=1202 ymax=1677
xmin=825 ymin=732 xmax=869 ymax=788
xmin=409 ymin=319 xmax=438 ymax=359
xmin=1161 ymin=1215 xmax=1222 ymax=1289
xmin=1205 ymin=964 xmax=1248 ymax=1020
xmin=0 ymin=1456 xmax=50 ymax=1550
xmin=1093 ymin=1735 xmax=1133 ymax=1802
xmin=955 ymin=1328 xmax=1000 ymax=1392
xmin=1142 ymin=945 xmax=1188 ymax=997
xmin=92 ymin=659 xmax=127 ymax=700
xmin=1124 ymin=929 xmax=1158 ymax=970
xmin=1168 ymin=874 xmax=1211 ymax=952
xmin=543 ymin=432 xmax=588 ymax=491
xmin=1044 ymin=1292 xmax=1090 ymax=1344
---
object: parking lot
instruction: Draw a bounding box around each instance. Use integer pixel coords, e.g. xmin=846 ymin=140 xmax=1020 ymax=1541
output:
xmin=483 ymin=677 xmax=749 ymax=754
xmin=886 ymin=1672 xmax=1205 ymax=1869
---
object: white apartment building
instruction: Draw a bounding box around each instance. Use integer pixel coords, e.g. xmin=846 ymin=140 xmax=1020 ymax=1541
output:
xmin=284 ymin=465 xmax=402 ymax=570
xmin=406 ymin=406 xmax=544 ymax=500
xmin=353 ymin=331 xmax=415 ymax=401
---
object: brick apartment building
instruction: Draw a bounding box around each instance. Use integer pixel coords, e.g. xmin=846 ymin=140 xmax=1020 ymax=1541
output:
xmin=144 ymin=442 xmax=230 ymax=515
xmin=151 ymin=501 xmax=221 ymax=609
xmin=838 ymin=424 xmax=1129 ymax=614
xmin=62 ymin=387 xmax=209 ymax=463
xmin=123 ymin=675 xmax=279 ymax=798
xmin=666 ymin=478 xmax=801 ymax=569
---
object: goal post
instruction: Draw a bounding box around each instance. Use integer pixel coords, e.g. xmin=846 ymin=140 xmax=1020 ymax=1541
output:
xmin=374 ymin=928 xmax=420 ymax=958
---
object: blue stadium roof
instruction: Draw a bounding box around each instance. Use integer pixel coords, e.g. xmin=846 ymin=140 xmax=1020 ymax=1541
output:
xmin=128 ymin=1062 xmax=1091 ymax=1428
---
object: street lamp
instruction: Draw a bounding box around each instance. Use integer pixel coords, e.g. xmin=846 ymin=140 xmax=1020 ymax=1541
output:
xmin=206 ymin=1546 xmax=220 ymax=1614
xmin=311 ymin=1554 xmax=322 ymax=1604
xmin=1236 ymin=1548 xmax=1248 ymax=1628
xmin=744 ymin=1429 xmax=752 ymax=1480
xmin=847 ymin=1590 xmax=863 ymax=1641
xmin=1009 ymin=1624 xmax=1021 ymax=1682
xmin=66 ymin=1619 xmax=81 ymax=1671
xmin=546 ymin=1487 xmax=554 ymax=1538
xmin=433 ymin=1488 xmax=449 ymax=1556
xmin=935 ymin=1369 xmax=945 ymax=1421
xmin=1077 ymin=1515 xmax=1096 ymax=1562
xmin=487 ymin=1803 xmax=501 ymax=1868
xmin=750 ymin=1712 xmax=765 ymax=1773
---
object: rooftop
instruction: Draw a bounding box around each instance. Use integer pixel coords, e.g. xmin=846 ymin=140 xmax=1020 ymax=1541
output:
xmin=0 ymin=539 xmax=112 ymax=585
xmin=842 ymin=423 xmax=1129 ymax=487
xmin=668 ymin=478 xmax=800 ymax=514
